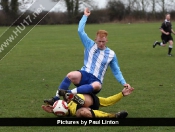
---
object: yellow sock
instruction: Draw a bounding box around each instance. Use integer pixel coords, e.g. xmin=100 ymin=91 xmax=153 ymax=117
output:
xmin=93 ymin=110 xmax=116 ymax=118
xmin=99 ymin=92 xmax=123 ymax=107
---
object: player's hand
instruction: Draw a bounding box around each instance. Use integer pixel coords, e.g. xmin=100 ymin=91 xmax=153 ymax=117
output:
xmin=84 ymin=8 xmax=91 ymax=17
xmin=124 ymin=83 xmax=131 ymax=89
xmin=41 ymin=105 xmax=54 ymax=113
xmin=122 ymin=87 xmax=134 ymax=96
xmin=166 ymin=32 xmax=169 ymax=35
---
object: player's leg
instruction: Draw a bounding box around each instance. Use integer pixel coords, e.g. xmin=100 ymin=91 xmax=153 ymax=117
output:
xmin=69 ymin=92 xmax=100 ymax=111
xmin=56 ymin=71 xmax=82 ymax=98
xmin=153 ymin=41 xmax=166 ymax=47
xmin=67 ymin=81 xmax=101 ymax=94
xmin=76 ymin=107 xmax=128 ymax=118
xmin=67 ymin=93 xmax=94 ymax=106
xmin=58 ymin=71 xmax=82 ymax=95
xmin=70 ymin=93 xmax=99 ymax=108
xmin=65 ymin=71 xmax=82 ymax=86
xmin=67 ymin=71 xmax=102 ymax=94
xmin=44 ymin=71 xmax=82 ymax=105
xmin=153 ymin=36 xmax=166 ymax=48
xmin=93 ymin=110 xmax=128 ymax=118
xmin=168 ymin=38 xmax=173 ymax=56
xmin=44 ymin=71 xmax=101 ymax=105
xmin=44 ymin=90 xmax=93 ymax=106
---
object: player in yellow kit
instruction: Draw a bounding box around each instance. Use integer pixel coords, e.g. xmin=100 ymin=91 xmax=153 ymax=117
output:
xmin=42 ymin=86 xmax=134 ymax=118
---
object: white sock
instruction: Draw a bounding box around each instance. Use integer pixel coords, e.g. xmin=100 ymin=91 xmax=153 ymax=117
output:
xmin=169 ymin=45 xmax=173 ymax=48
xmin=55 ymin=90 xmax=59 ymax=97
xmin=160 ymin=42 xmax=163 ymax=46
xmin=71 ymin=88 xmax=77 ymax=94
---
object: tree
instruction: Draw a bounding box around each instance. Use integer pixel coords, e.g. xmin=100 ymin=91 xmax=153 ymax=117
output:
xmin=132 ymin=0 xmax=149 ymax=12
xmin=0 ymin=0 xmax=19 ymax=14
xmin=140 ymin=0 xmax=148 ymax=12
xmin=150 ymin=0 xmax=156 ymax=14
xmin=52 ymin=0 xmax=95 ymax=23
xmin=161 ymin=0 xmax=165 ymax=13
xmin=18 ymin=0 xmax=34 ymax=12
xmin=156 ymin=0 xmax=174 ymax=15
xmin=1 ymin=0 xmax=10 ymax=13
xmin=10 ymin=0 xmax=18 ymax=16
xmin=125 ymin=0 xmax=135 ymax=12
xmin=107 ymin=0 xmax=125 ymax=21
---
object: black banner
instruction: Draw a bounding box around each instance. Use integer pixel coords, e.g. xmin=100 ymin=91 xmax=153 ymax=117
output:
xmin=0 ymin=118 xmax=175 ymax=126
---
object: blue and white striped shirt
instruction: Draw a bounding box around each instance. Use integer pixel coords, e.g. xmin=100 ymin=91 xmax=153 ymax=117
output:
xmin=78 ymin=15 xmax=126 ymax=85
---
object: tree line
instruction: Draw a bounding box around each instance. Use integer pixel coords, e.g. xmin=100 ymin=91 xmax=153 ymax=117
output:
xmin=0 ymin=0 xmax=175 ymax=26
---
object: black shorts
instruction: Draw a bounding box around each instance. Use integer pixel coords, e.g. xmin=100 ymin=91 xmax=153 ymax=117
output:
xmin=161 ymin=35 xmax=173 ymax=44
xmin=88 ymin=93 xmax=100 ymax=110
xmin=76 ymin=93 xmax=100 ymax=111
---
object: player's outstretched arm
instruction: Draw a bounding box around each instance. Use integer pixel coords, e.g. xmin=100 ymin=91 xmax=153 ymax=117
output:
xmin=109 ymin=54 xmax=131 ymax=88
xmin=99 ymin=87 xmax=134 ymax=107
xmin=78 ymin=8 xmax=94 ymax=48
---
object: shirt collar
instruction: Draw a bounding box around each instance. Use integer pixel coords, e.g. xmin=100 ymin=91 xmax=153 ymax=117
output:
xmin=165 ymin=19 xmax=170 ymax=22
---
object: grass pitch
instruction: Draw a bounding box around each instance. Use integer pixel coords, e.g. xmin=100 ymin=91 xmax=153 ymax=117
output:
xmin=0 ymin=22 xmax=175 ymax=131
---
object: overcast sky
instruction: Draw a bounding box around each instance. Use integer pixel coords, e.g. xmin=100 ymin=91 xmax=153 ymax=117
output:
xmin=23 ymin=0 xmax=107 ymax=12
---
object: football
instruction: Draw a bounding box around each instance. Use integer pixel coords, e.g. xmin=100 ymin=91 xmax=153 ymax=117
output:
xmin=53 ymin=100 xmax=68 ymax=116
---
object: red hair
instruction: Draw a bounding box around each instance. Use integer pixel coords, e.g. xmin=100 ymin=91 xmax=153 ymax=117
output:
xmin=96 ymin=30 xmax=108 ymax=38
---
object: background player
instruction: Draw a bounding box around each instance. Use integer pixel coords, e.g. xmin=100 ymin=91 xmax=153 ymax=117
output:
xmin=153 ymin=13 xmax=175 ymax=56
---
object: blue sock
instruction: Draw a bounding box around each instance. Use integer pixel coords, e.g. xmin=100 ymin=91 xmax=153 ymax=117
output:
xmin=67 ymin=84 xmax=94 ymax=94
xmin=58 ymin=77 xmax=71 ymax=90
xmin=53 ymin=96 xmax=59 ymax=101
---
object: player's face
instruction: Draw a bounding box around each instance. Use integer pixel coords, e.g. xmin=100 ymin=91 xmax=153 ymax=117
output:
xmin=95 ymin=36 xmax=107 ymax=50
xmin=166 ymin=14 xmax=170 ymax=21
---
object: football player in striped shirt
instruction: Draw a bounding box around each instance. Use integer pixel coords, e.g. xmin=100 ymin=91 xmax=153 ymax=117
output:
xmin=44 ymin=8 xmax=131 ymax=105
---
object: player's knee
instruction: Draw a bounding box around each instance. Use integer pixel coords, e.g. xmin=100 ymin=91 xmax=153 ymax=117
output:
xmin=66 ymin=71 xmax=81 ymax=82
xmin=76 ymin=108 xmax=93 ymax=118
xmin=66 ymin=72 xmax=74 ymax=79
xmin=169 ymin=40 xmax=173 ymax=46
xmin=91 ymin=82 xmax=101 ymax=91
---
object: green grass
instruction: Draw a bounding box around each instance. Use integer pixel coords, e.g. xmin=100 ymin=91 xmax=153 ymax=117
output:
xmin=0 ymin=22 xmax=175 ymax=131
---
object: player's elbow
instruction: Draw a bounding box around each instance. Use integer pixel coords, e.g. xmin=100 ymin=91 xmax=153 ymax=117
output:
xmin=160 ymin=29 xmax=163 ymax=32
xmin=78 ymin=27 xmax=82 ymax=34
xmin=78 ymin=28 xmax=85 ymax=38
xmin=78 ymin=29 xmax=82 ymax=37
xmin=78 ymin=28 xmax=80 ymax=33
